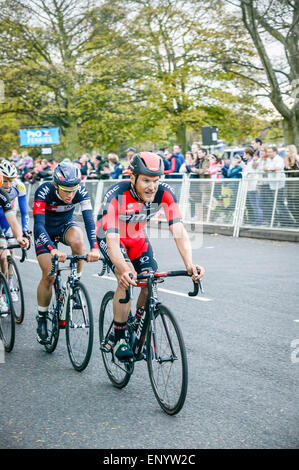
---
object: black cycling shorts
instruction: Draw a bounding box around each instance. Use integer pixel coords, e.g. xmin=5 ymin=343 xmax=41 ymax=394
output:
xmin=34 ymin=220 xmax=79 ymax=256
xmin=97 ymin=232 xmax=158 ymax=274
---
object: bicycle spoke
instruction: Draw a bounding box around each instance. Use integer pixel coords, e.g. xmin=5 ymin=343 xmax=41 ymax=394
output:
xmin=0 ymin=274 xmax=15 ymax=352
xmin=8 ymin=258 xmax=25 ymax=324
xmin=99 ymin=291 xmax=132 ymax=388
xmin=147 ymin=305 xmax=188 ymax=415
xmin=66 ymin=282 xmax=93 ymax=371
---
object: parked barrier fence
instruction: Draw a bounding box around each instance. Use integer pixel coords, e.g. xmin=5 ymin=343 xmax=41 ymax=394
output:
xmin=21 ymin=172 xmax=299 ymax=240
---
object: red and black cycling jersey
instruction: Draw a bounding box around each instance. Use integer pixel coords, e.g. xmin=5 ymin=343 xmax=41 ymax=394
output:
xmin=96 ymin=180 xmax=182 ymax=239
xmin=33 ymin=181 xmax=98 ymax=251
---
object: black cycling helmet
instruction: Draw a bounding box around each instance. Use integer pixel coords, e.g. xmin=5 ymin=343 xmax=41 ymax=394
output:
xmin=129 ymin=152 xmax=164 ymax=176
xmin=53 ymin=162 xmax=81 ymax=187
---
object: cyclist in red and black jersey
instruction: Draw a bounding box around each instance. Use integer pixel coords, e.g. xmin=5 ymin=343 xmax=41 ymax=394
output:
xmin=96 ymin=151 xmax=205 ymax=361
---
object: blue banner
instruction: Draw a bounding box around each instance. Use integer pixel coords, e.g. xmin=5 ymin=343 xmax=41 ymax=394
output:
xmin=19 ymin=127 xmax=60 ymax=146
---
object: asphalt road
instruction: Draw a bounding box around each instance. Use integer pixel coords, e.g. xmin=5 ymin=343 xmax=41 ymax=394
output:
xmin=0 ymin=226 xmax=298 ymax=450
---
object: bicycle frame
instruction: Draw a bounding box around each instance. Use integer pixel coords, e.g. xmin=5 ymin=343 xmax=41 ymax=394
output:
xmin=49 ymin=254 xmax=88 ymax=328
xmin=118 ymin=268 xmax=204 ymax=362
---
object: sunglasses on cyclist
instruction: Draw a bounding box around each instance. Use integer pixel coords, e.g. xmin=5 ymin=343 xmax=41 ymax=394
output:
xmin=57 ymin=184 xmax=80 ymax=193
xmin=3 ymin=177 xmax=15 ymax=182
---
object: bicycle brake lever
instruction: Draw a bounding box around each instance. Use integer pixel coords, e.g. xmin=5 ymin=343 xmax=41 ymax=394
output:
xmin=119 ymin=274 xmax=133 ymax=303
xmin=97 ymin=258 xmax=107 ymax=277
xmin=48 ymin=254 xmax=58 ymax=276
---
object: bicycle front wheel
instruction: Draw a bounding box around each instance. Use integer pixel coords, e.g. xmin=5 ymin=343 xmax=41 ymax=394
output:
xmin=8 ymin=257 xmax=25 ymax=324
xmin=147 ymin=304 xmax=188 ymax=415
xmin=0 ymin=272 xmax=15 ymax=352
xmin=99 ymin=291 xmax=132 ymax=388
xmin=44 ymin=285 xmax=60 ymax=353
xmin=66 ymin=281 xmax=93 ymax=372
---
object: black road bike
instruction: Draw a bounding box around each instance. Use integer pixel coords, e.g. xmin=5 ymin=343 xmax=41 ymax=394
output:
xmin=98 ymin=262 xmax=203 ymax=415
xmin=0 ymin=270 xmax=15 ymax=352
xmin=0 ymin=244 xmax=28 ymax=352
xmin=5 ymin=242 xmax=28 ymax=324
xmin=44 ymin=254 xmax=94 ymax=372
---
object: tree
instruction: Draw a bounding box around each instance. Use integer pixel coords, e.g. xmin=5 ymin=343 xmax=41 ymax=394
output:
xmin=225 ymin=0 xmax=299 ymax=147
xmin=0 ymin=0 xmax=275 ymax=156
xmin=114 ymin=0 xmax=270 ymax=152
xmin=0 ymin=0 xmax=122 ymax=157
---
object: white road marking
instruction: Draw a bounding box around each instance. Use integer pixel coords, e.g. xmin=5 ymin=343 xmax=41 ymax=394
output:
xmin=93 ymin=274 xmax=212 ymax=302
xmin=15 ymin=255 xmax=38 ymax=263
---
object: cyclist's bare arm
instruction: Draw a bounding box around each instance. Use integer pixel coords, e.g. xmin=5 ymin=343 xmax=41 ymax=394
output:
xmin=169 ymin=221 xmax=205 ymax=281
xmin=106 ymin=233 xmax=137 ymax=288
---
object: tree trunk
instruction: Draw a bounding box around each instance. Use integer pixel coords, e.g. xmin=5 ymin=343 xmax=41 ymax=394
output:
xmin=282 ymin=113 xmax=299 ymax=148
xmin=176 ymin=122 xmax=187 ymax=155
xmin=65 ymin=119 xmax=79 ymax=159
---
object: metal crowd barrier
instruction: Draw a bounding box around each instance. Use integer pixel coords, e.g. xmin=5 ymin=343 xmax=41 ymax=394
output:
xmin=21 ymin=172 xmax=299 ymax=239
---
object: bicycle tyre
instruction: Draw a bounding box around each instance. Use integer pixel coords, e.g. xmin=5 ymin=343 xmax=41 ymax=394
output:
xmin=99 ymin=291 xmax=132 ymax=388
xmin=44 ymin=286 xmax=60 ymax=354
xmin=146 ymin=304 xmax=188 ymax=415
xmin=65 ymin=281 xmax=93 ymax=372
xmin=8 ymin=257 xmax=25 ymax=324
xmin=0 ymin=272 xmax=15 ymax=352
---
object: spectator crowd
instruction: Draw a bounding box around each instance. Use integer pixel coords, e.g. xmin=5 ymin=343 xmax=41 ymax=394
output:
xmin=4 ymin=138 xmax=299 ymax=228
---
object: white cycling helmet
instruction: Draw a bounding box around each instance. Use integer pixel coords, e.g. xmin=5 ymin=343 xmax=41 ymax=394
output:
xmin=0 ymin=160 xmax=18 ymax=178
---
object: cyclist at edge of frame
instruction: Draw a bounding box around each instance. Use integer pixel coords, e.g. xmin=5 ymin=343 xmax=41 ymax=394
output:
xmin=96 ymin=151 xmax=205 ymax=361
xmin=0 ymin=168 xmax=29 ymax=306
xmin=33 ymin=162 xmax=100 ymax=345
xmin=0 ymin=160 xmax=31 ymax=291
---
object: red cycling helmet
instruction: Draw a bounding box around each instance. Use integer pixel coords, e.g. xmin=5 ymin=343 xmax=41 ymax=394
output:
xmin=129 ymin=152 xmax=164 ymax=176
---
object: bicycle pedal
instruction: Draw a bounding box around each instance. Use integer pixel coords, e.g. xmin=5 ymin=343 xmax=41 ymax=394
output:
xmin=100 ymin=342 xmax=113 ymax=353
xmin=118 ymin=356 xmax=134 ymax=364
xmin=36 ymin=335 xmax=51 ymax=345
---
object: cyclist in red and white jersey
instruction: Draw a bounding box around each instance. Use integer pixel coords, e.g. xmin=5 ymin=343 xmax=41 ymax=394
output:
xmin=96 ymin=151 xmax=205 ymax=360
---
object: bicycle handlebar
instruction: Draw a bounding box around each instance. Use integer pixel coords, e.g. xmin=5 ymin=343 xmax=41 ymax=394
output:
xmin=119 ymin=268 xmax=204 ymax=303
xmin=0 ymin=244 xmax=29 ymax=263
xmin=119 ymin=273 xmax=133 ymax=304
xmin=48 ymin=254 xmax=89 ymax=276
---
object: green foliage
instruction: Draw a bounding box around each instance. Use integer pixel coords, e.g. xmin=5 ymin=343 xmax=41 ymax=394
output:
xmin=0 ymin=0 xmax=275 ymax=157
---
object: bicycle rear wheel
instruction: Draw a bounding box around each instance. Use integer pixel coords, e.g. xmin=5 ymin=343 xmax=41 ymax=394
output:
xmin=66 ymin=281 xmax=93 ymax=372
xmin=8 ymin=257 xmax=25 ymax=324
xmin=99 ymin=291 xmax=132 ymax=388
xmin=147 ymin=304 xmax=188 ymax=415
xmin=0 ymin=272 xmax=15 ymax=352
